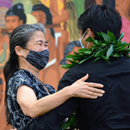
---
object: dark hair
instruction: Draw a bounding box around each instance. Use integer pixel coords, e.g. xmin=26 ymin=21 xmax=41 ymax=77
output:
xmin=78 ymin=4 xmax=122 ymax=40
xmin=4 ymin=23 xmax=46 ymax=124
xmin=5 ymin=3 xmax=26 ymax=24
xmin=32 ymin=4 xmax=55 ymax=38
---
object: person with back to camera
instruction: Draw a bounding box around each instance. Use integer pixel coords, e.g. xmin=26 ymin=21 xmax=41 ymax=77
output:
xmin=4 ymin=23 xmax=104 ymax=130
xmin=15 ymin=4 xmax=130 ymax=130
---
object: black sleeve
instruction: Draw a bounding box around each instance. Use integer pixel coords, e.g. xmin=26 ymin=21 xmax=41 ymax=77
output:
xmin=17 ymin=69 xmax=79 ymax=130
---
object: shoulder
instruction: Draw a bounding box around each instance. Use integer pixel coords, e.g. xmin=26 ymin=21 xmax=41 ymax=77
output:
xmin=8 ymin=70 xmax=34 ymax=93
xmin=58 ymin=67 xmax=79 ymax=90
xmin=10 ymin=69 xmax=33 ymax=84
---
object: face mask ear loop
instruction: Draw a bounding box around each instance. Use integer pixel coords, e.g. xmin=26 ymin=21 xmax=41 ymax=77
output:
xmin=81 ymin=30 xmax=87 ymax=39
xmin=24 ymin=48 xmax=30 ymax=51
xmin=79 ymin=30 xmax=87 ymax=48
xmin=87 ymin=42 xmax=89 ymax=49
xmin=22 ymin=48 xmax=30 ymax=59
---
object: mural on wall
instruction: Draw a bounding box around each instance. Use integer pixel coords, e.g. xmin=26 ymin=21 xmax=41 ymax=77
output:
xmin=0 ymin=0 xmax=130 ymax=129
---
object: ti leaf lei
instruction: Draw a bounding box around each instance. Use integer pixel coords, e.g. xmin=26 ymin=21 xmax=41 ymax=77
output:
xmin=62 ymin=31 xmax=130 ymax=69
xmin=61 ymin=31 xmax=130 ymax=130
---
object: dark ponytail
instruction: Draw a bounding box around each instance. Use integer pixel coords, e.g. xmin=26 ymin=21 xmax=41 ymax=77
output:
xmin=4 ymin=52 xmax=19 ymax=124
xmin=3 ymin=23 xmax=46 ymax=124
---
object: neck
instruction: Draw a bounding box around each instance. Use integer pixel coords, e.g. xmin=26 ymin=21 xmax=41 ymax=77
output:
xmin=19 ymin=57 xmax=40 ymax=79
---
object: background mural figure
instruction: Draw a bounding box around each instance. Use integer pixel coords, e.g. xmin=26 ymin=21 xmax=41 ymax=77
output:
xmin=0 ymin=2 xmax=26 ymax=130
xmin=31 ymin=4 xmax=60 ymax=89
xmin=0 ymin=3 xmax=26 ymax=105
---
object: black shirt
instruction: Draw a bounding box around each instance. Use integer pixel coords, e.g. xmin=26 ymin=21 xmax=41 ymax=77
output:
xmin=58 ymin=56 xmax=130 ymax=130
xmin=7 ymin=69 xmax=55 ymax=128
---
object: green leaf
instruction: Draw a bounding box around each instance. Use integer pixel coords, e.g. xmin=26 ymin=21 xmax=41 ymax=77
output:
xmin=113 ymin=53 xmax=120 ymax=57
xmin=99 ymin=43 xmax=107 ymax=47
xmin=122 ymin=48 xmax=130 ymax=52
xmin=68 ymin=59 xmax=78 ymax=64
xmin=94 ymin=48 xmax=107 ymax=57
xmin=84 ymin=49 xmax=92 ymax=55
xmin=101 ymin=31 xmax=111 ymax=43
xmin=116 ymin=41 xmax=121 ymax=47
xmin=78 ymin=48 xmax=92 ymax=55
xmin=62 ymin=64 xmax=75 ymax=69
xmin=85 ymin=37 xmax=99 ymax=45
xmin=79 ymin=55 xmax=93 ymax=64
xmin=66 ymin=54 xmax=76 ymax=59
xmin=106 ymin=44 xmax=114 ymax=58
xmin=78 ymin=48 xmax=88 ymax=54
xmin=101 ymin=55 xmax=110 ymax=64
xmin=107 ymin=31 xmax=116 ymax=44
xmin=74 ymin=51 xmax=80 ymax=55
xmin=115 ymin=43 xmax=129 ymax=52
xmin=117 ymin=32 xmax=124 ymax=42
xmin=85 ymin=37 xmax=94 ymax=42
xmin=66 ymin=55 xmax=83 ymax=60
xmin=93 ymin=57 xmax=101 ymax=62
xmin=97 ymin=32 xmax=104 ymax=41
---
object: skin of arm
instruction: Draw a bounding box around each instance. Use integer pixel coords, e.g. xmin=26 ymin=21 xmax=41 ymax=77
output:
xmin=17 ymin=74 xmax=104 ymax=118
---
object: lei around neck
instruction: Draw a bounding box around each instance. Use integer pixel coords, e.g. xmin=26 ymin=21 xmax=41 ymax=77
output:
xmin=62 ymin=31 xmax=130 ymax=70
xmin=61 ymin=31 xmax=130 ymax=130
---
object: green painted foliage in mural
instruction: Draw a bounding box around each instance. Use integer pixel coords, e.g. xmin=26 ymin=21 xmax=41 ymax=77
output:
xmin=73 ymin=0 xmax=85 ymax=18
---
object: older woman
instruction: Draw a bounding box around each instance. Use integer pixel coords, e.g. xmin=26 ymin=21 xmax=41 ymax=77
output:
xmin=4 ymin=23 xmax=104 ymax=129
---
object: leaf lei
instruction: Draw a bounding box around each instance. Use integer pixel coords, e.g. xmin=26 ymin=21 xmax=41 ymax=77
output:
xmin=62 ymin=31 xmax=130 ymax=69
xmin=61 ymin=31 xmax=130 ymax=130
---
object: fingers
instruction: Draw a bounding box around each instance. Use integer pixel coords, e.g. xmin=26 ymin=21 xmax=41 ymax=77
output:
xmin=86 ymin=86 xmax=105 ymax=94
xmin=77 ymin=85 xmax=105 ymax=99
xmin=79 ymin=91 xmax=104 ymax=99
xmin=85 ymin=82 xmax=104 ymax=88
xmin=85 ymin=89 xmax=104 ymax=97
xmin=80 ymin=74 xmax=89 ymax=82
xmin=81 ymin=94 xmax=98 ymax=99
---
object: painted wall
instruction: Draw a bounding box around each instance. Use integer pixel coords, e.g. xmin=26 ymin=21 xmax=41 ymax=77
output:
xmin=0 ymin=0 xmax=130 ymax=129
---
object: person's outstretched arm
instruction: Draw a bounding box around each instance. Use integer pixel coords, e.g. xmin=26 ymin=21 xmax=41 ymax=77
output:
xmin=17 ymin=74 xmax=104 ymax=118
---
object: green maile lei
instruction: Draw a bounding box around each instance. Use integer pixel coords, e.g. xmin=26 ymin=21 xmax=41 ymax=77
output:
xmin=61 ymin=31 xmax=130 ymax=130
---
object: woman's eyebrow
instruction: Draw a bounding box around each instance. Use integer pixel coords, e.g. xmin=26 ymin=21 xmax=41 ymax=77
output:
xmin=35 ymin=40 xmax=48 ymax=44
xmin=36 ymin=40 xmax=43 ymax=43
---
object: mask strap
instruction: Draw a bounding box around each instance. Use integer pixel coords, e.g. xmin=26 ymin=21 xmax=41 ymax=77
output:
xmin=24 ymin=48 xmax=30 ymax=51
xmin=22 ymin=48 xmax=30 ymax=59
xmin=87 ymin=42 xmax=89 ymax=49
xmin=81 ymin=30 xmax=87 ymax=39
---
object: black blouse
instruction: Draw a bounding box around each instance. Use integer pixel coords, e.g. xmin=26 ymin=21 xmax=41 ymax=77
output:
xmin=7 ymin=69 xmax=55 ymax=128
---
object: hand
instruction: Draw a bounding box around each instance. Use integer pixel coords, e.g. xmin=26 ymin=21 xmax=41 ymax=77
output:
xmin=69 ymin=74 xmax=105 ymax=99
xmin=11 ymin=129 xmax=17 ymax=130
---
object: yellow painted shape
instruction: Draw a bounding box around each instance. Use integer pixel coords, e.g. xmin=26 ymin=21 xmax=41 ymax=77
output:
xmin=26 ymin=14 xmax=37 ymax=24
xmin=58 ymin=0 xmax=64 ymax=14
xmin=40 ymin=0 xmax=50 ymax=8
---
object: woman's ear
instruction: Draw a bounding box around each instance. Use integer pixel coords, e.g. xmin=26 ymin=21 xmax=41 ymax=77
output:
xmin=15 ymin=46 xmax=23 ymax=56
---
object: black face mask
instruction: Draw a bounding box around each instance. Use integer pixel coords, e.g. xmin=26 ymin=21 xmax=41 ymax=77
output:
xmin=24 ymin=49 xmax=49 ymax=70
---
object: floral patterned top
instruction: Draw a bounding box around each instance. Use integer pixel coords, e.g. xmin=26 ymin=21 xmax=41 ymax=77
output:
xmin=7 ymin=69 xmax=55 ymax=129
